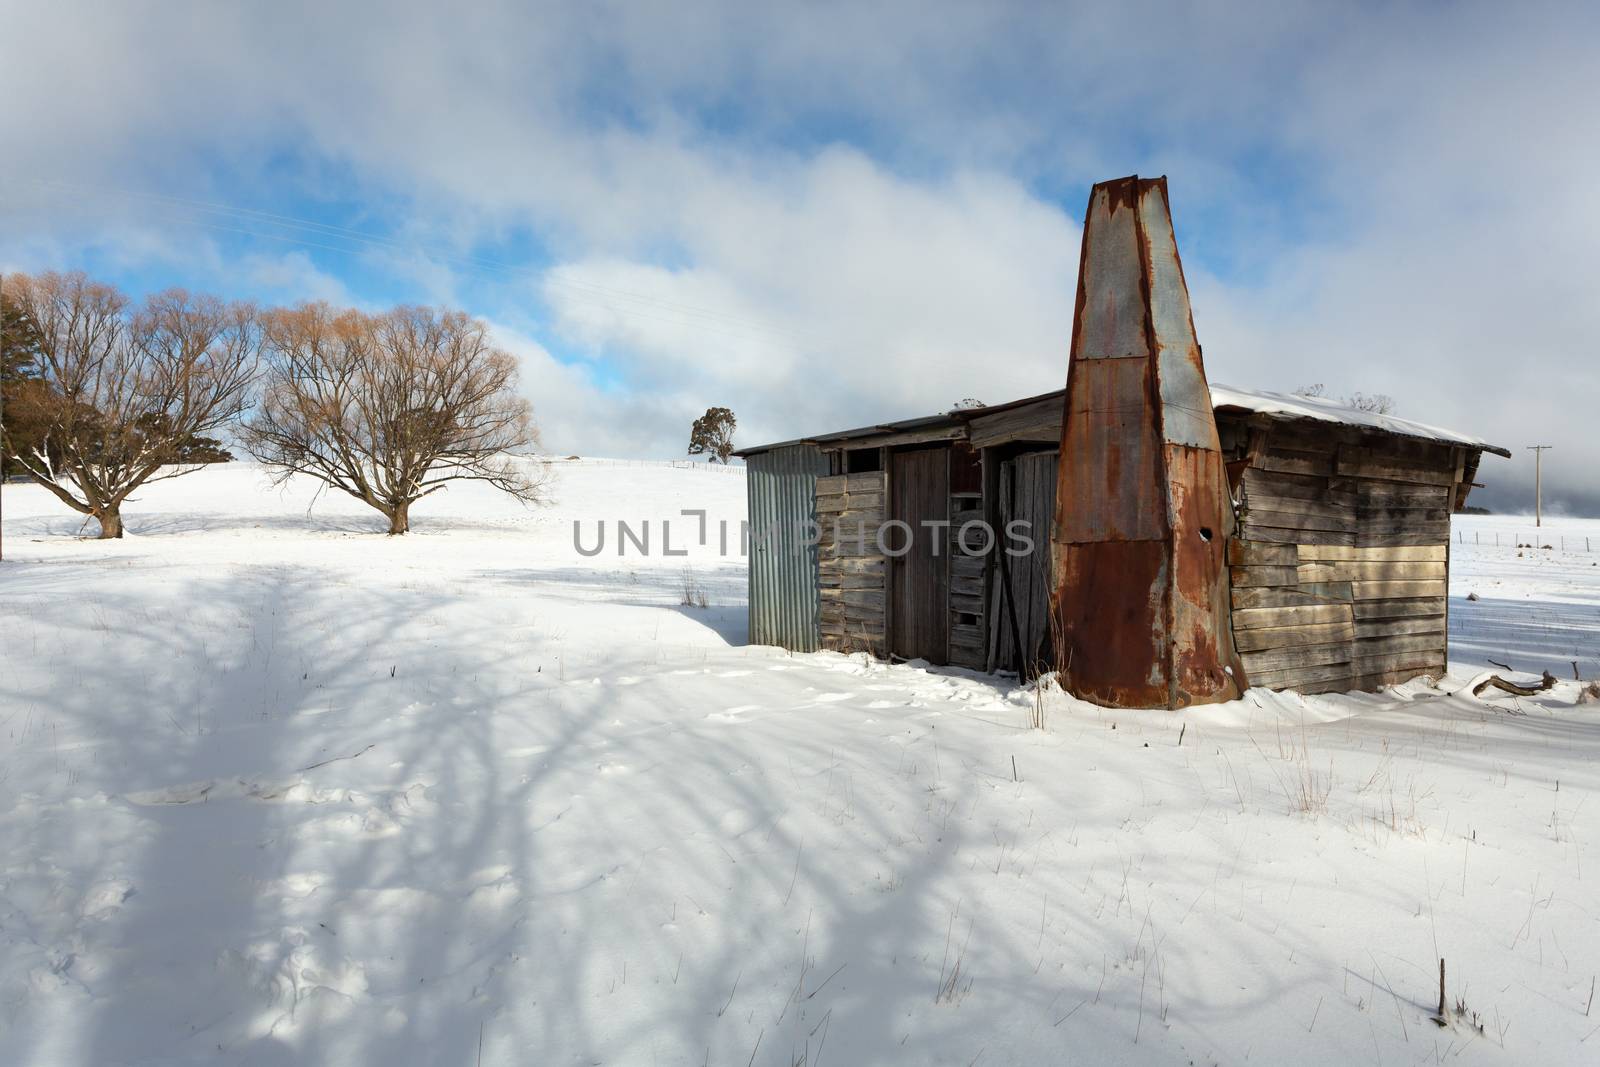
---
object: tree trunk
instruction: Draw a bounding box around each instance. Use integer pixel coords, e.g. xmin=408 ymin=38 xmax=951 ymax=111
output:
xmin=387 ymin=501 xmax=410 ymax=535
xmin=96 ymin=508 xmax=124 ymax=539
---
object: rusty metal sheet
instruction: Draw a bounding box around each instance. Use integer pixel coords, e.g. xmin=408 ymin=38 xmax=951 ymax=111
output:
xmin=1055 ymin=357 xmax=1165 ymax=543
xmin=1139 ymin=182 xmax=1223 ymax=451
xmin=1051 ymin=175 xmax=1245 ymax=709
xmin=1164 ymin=443 xmax=1247 ymax=702
xmin=1052 ymin=540 xmax=1170 ymax=708
xmin=1072 ymin=183 xmax=1151 ymax=361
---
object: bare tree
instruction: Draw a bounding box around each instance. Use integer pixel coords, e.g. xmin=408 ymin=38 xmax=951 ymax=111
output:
xmin=0 ymin=272 xmax=261 ymax=538
xmin=1346 ymin=391 xmax=1396 ymax=415
xmin=1295 ymin=382 xmax=1395 ymax=415
xmin=244 ymin=303 xmax=547 ymax=534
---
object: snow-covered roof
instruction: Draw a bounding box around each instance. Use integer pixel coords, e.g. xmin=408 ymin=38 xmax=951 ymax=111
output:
xmin=1207 ymin=384 xmax=1511 ymax=457
xmin=740 ymin=382 xmax=1509 ymax=458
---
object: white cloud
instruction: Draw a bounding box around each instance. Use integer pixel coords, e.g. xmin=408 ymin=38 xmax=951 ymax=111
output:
xmin=2 ymin=1 xmax=1596 ymax=508
xmin=482 ymin=322 xmax=683 ymax=461
xmin=538 ymin=151 xmax=1080 ymax=449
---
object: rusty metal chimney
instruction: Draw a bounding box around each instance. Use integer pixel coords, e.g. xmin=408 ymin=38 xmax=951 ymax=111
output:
xmin=1049 ymin=176 xmax=1246 ymax=709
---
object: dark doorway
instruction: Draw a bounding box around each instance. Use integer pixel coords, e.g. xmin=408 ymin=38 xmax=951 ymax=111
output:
xmin=994 ymin=450 xmax=1059 ymax=674
xmin=890 ymin=446 xmax=950 ymax=662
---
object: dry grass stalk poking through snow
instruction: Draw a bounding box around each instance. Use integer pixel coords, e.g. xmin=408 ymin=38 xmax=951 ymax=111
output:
xmin=1029 ymin=672 xmax=1059 ymax=730
xmin=679 ymin=565 xmax=710 ymax=608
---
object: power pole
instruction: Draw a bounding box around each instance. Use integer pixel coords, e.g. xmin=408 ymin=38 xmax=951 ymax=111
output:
xmin=1528 ymin=445 xmax=1554 ymax=527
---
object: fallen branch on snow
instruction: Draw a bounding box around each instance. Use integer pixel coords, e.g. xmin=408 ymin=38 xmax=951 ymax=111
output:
xmin=299 ymin=744 xmax=376 ymax=773
xmin=1471 ymin=672 xmax=1557 ymax=698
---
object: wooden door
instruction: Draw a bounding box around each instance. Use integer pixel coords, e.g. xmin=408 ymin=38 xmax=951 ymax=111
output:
xmin=890 ymin=446 xmax=949 ymax=662
xmin=993 ymin=450 xmax=1059 ymax=674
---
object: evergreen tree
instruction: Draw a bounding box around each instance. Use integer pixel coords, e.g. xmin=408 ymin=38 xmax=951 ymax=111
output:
xmin=688 ymin=406 xmax=736 ymax=463
xmin=1 ymin=298 xmax=51 ymax=478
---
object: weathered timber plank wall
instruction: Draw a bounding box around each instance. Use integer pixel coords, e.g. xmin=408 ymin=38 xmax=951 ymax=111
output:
xmin=1224 ymin=421 xmax=1460 ymax=693
xmin=817 ymin=472 xmax=888 ymax=655
xmin=947 ymin=443 xmax=987 ymax=669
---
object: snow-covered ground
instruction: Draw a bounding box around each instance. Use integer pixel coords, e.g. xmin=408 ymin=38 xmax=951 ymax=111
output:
xmin=1 ymin=463 xmax=1597 ymax=1066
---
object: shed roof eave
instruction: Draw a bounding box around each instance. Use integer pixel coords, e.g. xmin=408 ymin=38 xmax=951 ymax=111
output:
xmin=738 ymin=383 xmax=1509 ymax=460
xmin=1208 ymin=384 xmax=1512 ymax=458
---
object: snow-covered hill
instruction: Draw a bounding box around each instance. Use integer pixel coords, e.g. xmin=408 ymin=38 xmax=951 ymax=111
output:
xmin=1 ymin=463 xmax=1597 ymax=1065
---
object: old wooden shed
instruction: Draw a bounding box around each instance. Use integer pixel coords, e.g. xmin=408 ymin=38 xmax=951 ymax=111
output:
xmin=736 ymin=386 xmax=1507 ymax=697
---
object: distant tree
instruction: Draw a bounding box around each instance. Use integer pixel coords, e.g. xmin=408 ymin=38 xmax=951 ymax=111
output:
xmin=171 ymin=433 xmax=235 ymax=464
xmin=688 ymin=406 xmax=737 ymax=463
xmin=1346 ymin=391 xmax=1396 ymax=415
xmin=1 ymin=295 xmax=50 ymax=479
xmin=0 ymin=272 xmax=262 ymax=538
xmin=244 ymin=303 xmax=547 ymax=534
xmin=1294 ymin=382 xmax=1396 ymax=415
xmin=132 ymin=412 xmax=234 ymax=464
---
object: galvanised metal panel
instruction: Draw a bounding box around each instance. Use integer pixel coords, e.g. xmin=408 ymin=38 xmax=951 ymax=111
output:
xmin=746 ymin=444 xmax=831 ymax=652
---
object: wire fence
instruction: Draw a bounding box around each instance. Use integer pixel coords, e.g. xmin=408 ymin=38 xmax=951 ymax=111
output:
xmin=548 ymin=456 xmax=745 ymax=474
xmin=1453 ymin=527 xmax=1597 ymax=553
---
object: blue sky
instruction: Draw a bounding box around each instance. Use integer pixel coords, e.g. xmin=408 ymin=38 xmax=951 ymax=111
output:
xmin=3 ymin=0 xmax=1597 ymax=511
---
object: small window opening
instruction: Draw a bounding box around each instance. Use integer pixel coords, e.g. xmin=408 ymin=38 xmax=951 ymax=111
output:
xmin=846 ymin=448 xmax=882 ymax=473
xmin=957 ymin=612 xmax=978 ymax=626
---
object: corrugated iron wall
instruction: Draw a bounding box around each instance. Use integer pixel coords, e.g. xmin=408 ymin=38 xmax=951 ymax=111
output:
xmin=747 ymin=445 xmax=832 ymax=651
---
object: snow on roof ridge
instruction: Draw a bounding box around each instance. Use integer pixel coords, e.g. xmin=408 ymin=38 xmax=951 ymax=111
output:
xmin=1207 ymin=383 xmax=1510 ymax=456
xmin=739 ymin=383 xmax=1510 ymax=458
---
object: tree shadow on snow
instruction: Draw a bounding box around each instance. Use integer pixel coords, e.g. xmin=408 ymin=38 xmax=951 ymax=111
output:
xmin=10 ymin=559 xmax=1568 ymax=1064
xmin=1450 ymin=593 xmax=1600 ymax=678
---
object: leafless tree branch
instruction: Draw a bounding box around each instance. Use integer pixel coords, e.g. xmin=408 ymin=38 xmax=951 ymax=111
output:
xmin=0 ymin=271 xmax=262 ymax=538
xmin=242 ymin=303 xmax=548 ymax=534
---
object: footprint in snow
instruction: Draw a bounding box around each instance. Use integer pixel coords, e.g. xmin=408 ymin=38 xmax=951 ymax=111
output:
xmin=82 ymin=880 xmax=135 ymax=919
xmin=706 ymin=704 xmax=761 ymax=723
xmin=276 ymin=872 xmax=325 ymax=898
xmin=719 ymin=810 xmax=756 ymax=835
